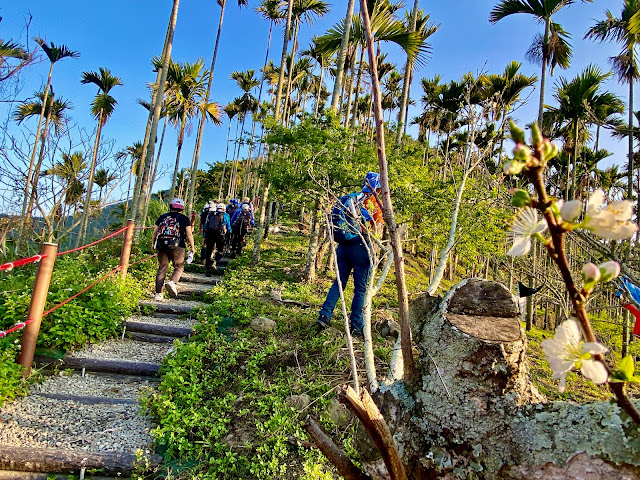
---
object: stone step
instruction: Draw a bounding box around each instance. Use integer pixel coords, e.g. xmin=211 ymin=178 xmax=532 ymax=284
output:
xmin=126 ymin=332 xmax=179 ymax=344
xmin=181 ymin=272 xmax=221 ymax=285
xmin=139 ymin=299 xmax=207 ymax=314
xmin=34 ymin=356 xmax=160 ymax=377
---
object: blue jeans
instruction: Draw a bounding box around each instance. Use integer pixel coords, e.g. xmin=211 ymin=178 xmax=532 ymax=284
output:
xmin=319 ymin=242 xmax=371 ymax=331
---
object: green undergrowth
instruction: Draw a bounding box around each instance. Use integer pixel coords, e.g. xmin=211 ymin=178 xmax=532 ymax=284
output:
xmin=143 ymin=227 xmax=378 ymax=479
xmin=0 ymin=234 xmax=156 ymax=405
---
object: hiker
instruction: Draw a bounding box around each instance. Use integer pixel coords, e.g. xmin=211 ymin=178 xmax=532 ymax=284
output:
xmin=225 ymin=199 xmax=240 ymax=253
xmin=240 ymin=196 xmax=254 ymax=215
xmin=199 ymin=201 xmax=215 ymax=264
xmin=230 ymin=203 xmax=254 ymax=257
xmin=316 ymin=172 xmax=383 ymax=337
xmin=152 ymin=198 xmax=195 ymax=301
xmin=203 ymin=203 xmax=231 ymax=275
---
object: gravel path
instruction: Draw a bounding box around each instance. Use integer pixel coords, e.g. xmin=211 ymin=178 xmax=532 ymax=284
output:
xmin=0 ymin=274 xmax=213 ymax=470
xmin=32 ymin=373 xmax=155 ymax=398
xmin=67 ymin=338 xmax=174 ymax=364
xmin=0 ymin=396 xmax=153 ymax=453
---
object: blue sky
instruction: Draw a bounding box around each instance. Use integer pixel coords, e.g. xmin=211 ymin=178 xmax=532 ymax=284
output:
xmin=0 ymin=0 xmax=631 ymax=204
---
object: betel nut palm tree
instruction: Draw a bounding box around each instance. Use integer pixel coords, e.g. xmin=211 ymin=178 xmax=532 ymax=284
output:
xmin=15 ymin=91 xmax=71 ymax=227
xmin=185 ymin=0 xmax=248 ymax=214
xmin=544 ymin=65 xmax=624 ymax=199
xmin=18 ymin=38 xmax=78 ymax=251
xmin=489 ymin=0 xmax=593 ymax=128
xmin=586 ymin=0 xmax=640 ymax=204
xmin=166 ymin=59 xmax=222 ymax=200
xmin=77 ymin=67 xmax=123 ymax=246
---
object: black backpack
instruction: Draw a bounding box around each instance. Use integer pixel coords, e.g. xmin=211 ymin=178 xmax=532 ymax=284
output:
xmin=206 ymin=211 xmax=227 ymax=235
xmin=331 ymin=193 xmax=363 ymax=244
xmin=156 ymin=214 xmax=181 ymax=250
xmin=233 ymin=211 xmax=251 ymax=229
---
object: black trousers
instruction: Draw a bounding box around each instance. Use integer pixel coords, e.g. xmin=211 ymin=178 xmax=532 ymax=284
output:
xmin=204 ymin=231 xmax=225 ymax=271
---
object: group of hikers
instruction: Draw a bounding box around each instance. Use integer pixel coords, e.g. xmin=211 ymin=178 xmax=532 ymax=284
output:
xmin=150 ymin=196 xmax=255 ymax=301
xmin=150 ymin=172 xmax=384 ymax=340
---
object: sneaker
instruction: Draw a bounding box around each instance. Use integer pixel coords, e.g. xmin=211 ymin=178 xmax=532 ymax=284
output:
xmin=153 ymin=293 xmax=163 ymax=302
xmin=165 ymin=280 xmax=178 ymax=297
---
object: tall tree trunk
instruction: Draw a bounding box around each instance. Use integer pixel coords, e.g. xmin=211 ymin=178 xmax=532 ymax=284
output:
xmin=537 ymin=17 xmax=550 ymax=128
xmin=344 ymin=46 xmax=358 ymax=127
xmin=274 ymin=0 xmax=294 ymax=122
xmin=349 ymin=47 xmax=366 ymax=128
xmin=17 ymin=63 xmax=54 ymax=253
xmin=218 ymin=120 xmax=233 ymax=200
xmin=135 ymin=0 xmax=180 ymax=228
xmin=315 ymin=65 xmax=325 ymax=117
xmin=77 ymin=109 xmax=105 ymax=246
xmin=624 ymin=74 xmax=635 ymax=358
xmin=395 ymin=0 xmax=419 ymax=144
xmin=146 ymin=115 xmax=168 ymax=205
xmin=570 ymin=121 xmax=579 ymax=199
xmin=186 ymin=0 xmax=226 ymax=214
xmin=25 ymin=92 xmax=56 ymax=229
xmin=303 ymin=198 xmax=322 ymax=282
xmin=169 ymin=115 xmax=187 ymax=199
xmin=361 ymin=0 xmax=416 ymax=378
xmin=283 ymin=21 xmax=300 ymax=125
xmin=331 ymin=0 xmax=356 ymax=112
xmin=251 ymin=181 xmax=270 ymax=265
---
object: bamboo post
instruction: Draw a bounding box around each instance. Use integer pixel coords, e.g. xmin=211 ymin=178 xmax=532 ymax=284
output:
xmin=119 ymin=220 xmax=136 ymax=279
xmin=17 ymin=242 xmax=58 ymax=376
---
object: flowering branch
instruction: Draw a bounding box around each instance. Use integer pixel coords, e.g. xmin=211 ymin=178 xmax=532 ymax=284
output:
xmin=505 ymin=121 xmax=640 ymax=423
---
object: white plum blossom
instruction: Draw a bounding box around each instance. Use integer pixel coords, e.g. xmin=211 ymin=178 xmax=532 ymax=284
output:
xmin=541 ymin=319 xmax=609 ymax=392
xmin=581 ymin=190 xmax=638 ymax=240
xmin=560 ymin=199 xmax=582 ymax=223
xmin=506 ymin=207 xmax=547 ymax=256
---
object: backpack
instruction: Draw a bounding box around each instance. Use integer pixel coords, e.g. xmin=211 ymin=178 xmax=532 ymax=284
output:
xmin=157 ymin=214 xmax=182 ymax=250
xmin=206 ymin=211 xmax=227 ymax=235
xmin=331 ymin=194 xmax=363 ymax=245
xmin=233 ymin=210 xmax=251 ymax=229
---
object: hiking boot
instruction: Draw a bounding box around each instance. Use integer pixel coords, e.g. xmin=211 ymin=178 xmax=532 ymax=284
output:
xmin=315 ymin=314 xmax=330 ymax=332
xmin=349 ymin=327 xmax=364 ymax=339
xmin=153 ymin=293 xmax=163 ymax=302
xmin=206 ymin=271 xmax=212 ymax=278
xmin=165 ymin=280 xmax=178 ymax=298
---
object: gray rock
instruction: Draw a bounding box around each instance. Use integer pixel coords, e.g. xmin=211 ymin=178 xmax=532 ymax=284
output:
xmin=378 ymin=318 xmax=401 ymax=338
xmin=325 ymin=398 xmax=352 ymax=428
xmin=250 ymin=316 xmax=277 ymax=332
xmin=286 ymin=394 xmax=312 ymax=411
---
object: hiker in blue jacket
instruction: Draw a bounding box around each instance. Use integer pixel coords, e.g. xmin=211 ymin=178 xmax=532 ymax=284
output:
xmin=316 ymin=172 xmax=383 ymax=337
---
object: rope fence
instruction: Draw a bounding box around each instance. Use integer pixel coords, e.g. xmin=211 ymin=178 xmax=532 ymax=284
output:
xmin=0 ymin=222 xmax=158 ymax=349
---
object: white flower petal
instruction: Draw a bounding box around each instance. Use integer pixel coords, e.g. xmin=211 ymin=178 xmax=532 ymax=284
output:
xmin=560 ymin=200 xmax=583 ymax=223
xmin=605 ymin=200 xmax=634 ymax=221
xmin=582 ymin=342 xmax=608 ymax=355
xmin=581 ymin=359 xmax=608 ymax=385
xmin=507 ymin=236 xmax=531 ymax=256
xmin=586 ymin=190 xmax=605 ymax=215
xmin=558 ymin=373 xmax=568 ymax=393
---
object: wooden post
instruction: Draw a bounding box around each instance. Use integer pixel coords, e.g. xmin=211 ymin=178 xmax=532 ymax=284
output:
xmin=119 ymin=220 xmax=136 ymax=279
xmin=17 ymin=242 xmax=58 ymax=376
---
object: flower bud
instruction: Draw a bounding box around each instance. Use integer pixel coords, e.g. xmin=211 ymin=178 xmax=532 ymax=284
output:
xmin=504 ymin=159 xmax=525 ymax=175
xmin=599 ymin=261 xmax=621 ymax=282
xmin=542 ymin=139 xmax=559 ymax=161
xmin=582 ymin=262 xmax=601 ymax=284
xmin=513 ymin=143 xmax=532 ymax=161
xmin=531 ymin=122 xmax=542 ymax=146
xmin=509 ymin=120 xmax=526 ymax=144
xmin=560 ymin=200 xmax=582 ymax=223
xmin=509 ymin=188 xmax=532 ymax=207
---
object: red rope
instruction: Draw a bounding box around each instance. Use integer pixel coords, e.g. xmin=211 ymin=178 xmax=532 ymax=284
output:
xmin=0 ymin=254 xmax=48 ymax=272
xmin=42 ymin=265 xmax=122 ymax=316
xmin=0 ymin=252 xmax=158 ymax=339
xmin=56 ymin=226 xmax=129 ymax=257
xmin=0 ymin=319 xmax=35 ymax=338
xmin=127 ymin=253 xmax=158 ymax=267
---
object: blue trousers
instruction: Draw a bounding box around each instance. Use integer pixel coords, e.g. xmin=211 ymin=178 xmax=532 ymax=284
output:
xmin=319 ymin=242 xmax=371 ymax=331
